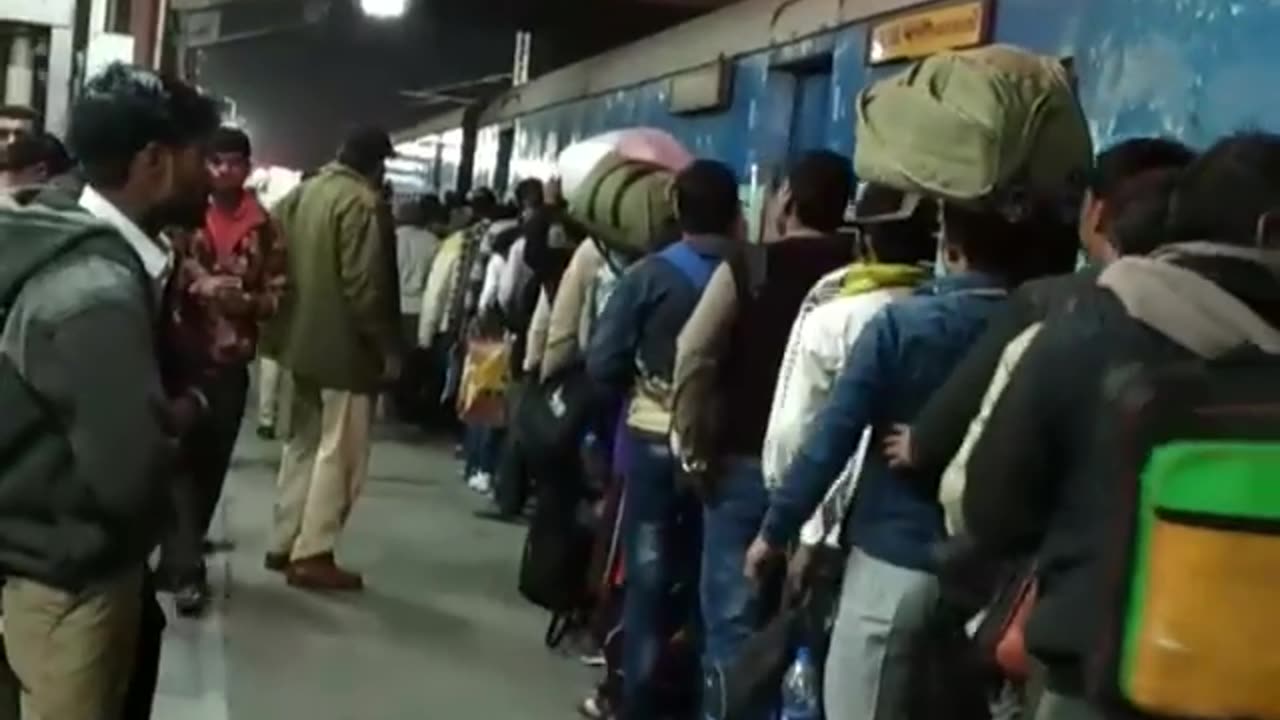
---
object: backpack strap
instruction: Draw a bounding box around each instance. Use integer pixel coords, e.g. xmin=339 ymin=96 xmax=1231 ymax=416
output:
xmin=658 ymin=241 xmax=717 ymax=293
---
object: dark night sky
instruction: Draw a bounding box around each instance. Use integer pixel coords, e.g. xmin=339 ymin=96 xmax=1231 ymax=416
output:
xmin=192 ymin=0 xmax=709 ymax=170
xmin=196 ymin=2 xmax=512 ymax=169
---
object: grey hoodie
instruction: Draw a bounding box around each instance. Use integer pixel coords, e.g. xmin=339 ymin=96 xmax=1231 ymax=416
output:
xmin=1099 ymin=241 xmax=1280 ymax=358
xmin=0 ymin=189 xmax=173 ymax=591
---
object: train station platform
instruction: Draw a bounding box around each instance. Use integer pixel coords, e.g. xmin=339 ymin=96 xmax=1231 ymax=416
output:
xmin=153 ymin=425 xmax=590 ymax=720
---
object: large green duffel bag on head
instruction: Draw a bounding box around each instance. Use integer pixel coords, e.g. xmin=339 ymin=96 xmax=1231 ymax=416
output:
xmin=854 ymin=44 xmax=1093 ymax=211
xmin=567 ymin=153 xmax=678 ymax=259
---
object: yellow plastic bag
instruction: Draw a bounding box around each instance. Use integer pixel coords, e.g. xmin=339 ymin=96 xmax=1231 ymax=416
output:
xmin=457 ymin=338 xmax=510 ymax=427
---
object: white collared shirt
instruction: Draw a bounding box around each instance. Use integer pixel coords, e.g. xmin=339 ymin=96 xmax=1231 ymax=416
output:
xmin=78 ymin=185 xmax=173 ymax=298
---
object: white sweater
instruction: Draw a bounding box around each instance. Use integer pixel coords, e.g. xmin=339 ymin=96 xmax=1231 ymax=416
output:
xmin=763 ymin=267 xmax=914 ymax=547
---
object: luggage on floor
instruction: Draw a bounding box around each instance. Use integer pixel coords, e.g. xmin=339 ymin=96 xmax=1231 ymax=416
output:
xmin=1092 ymin=347 xmax=1280 ymax=719
xmin=518 ymin=458 xmax=593 ymax=647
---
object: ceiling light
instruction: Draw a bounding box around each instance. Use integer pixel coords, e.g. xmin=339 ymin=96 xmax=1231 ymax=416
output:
xmin=360 ymin=0 xmax=406 ymax=19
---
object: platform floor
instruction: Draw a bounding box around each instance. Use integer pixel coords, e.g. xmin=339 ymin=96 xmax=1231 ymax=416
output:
xmin=153 ymin=425 xmax=591 ymax=720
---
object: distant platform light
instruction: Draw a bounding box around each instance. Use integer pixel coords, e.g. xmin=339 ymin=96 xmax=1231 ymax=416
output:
xmin=360 ymin=0 xmax=406 ymax=19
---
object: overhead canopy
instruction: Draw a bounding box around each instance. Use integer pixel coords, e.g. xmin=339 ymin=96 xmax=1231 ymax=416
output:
xmin=171 ymin=0 xmax=331 ymax=48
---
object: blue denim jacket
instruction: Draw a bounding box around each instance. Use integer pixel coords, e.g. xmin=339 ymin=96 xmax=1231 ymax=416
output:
xmin=586 ymin=236 xmax=728 ymax=396
xmin=760 ymin=271 xmax=1007 ymax=572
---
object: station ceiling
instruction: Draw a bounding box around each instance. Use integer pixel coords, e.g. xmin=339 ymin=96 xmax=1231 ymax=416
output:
xmin=170 ymin=0 xmax=737 ymax=44
xmin=175 ymin=0 xmax=736 ymax=167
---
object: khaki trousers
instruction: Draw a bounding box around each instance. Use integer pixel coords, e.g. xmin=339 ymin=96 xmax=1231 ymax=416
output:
xmin=257 ymin=356 xmax=293 ymax=435
xmin=270 ymin=376 xmax=373 ymax=561
xmin=2 ymin=568 xmax=143 ymax=720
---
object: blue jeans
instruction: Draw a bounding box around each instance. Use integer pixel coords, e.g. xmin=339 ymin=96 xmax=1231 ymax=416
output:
xmin=463 ymin=424 xmax=502 ymax=478
xmin=622 ymin=434 xmax=701 ymax=720
xmin=701 ymin=458 xmax=771 ymax=720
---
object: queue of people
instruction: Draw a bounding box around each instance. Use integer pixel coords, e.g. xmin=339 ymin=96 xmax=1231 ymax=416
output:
xmin=400 ymin=44 xmax=1280 ymax=720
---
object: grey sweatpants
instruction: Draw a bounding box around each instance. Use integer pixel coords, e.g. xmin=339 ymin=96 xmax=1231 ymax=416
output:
xmin=823 ymin=547 xmax=939 ymax=720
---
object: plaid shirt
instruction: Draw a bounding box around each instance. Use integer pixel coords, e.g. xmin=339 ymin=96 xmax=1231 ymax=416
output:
xmin=167 ymin=193 xmax=286 ymax=375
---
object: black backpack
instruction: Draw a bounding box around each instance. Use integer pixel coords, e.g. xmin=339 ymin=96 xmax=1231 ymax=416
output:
xmin=515 ymin=363 xmax=596 ymax=467
xmin=517 ymin=462 xmax=594 ymax=647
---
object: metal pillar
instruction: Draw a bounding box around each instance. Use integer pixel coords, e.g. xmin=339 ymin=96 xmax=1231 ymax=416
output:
xmin=4 ymin=32 xmax=35 ymax=108
xmin=87 ymin=0 xmax=113 ymax=37
xmin=1 ymin=0 xmax=76 ymax=133
xmin=129 ymin=0 xmax=166 ymax=69
xmin=44 ymin=28 xmax=72 ymax=136
xmin=513 ymin=30 xmax=531 ymax=87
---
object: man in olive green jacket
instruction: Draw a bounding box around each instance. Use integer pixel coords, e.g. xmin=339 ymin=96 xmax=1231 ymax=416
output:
xmin=266 ymin=127 xmax=402 ymax=590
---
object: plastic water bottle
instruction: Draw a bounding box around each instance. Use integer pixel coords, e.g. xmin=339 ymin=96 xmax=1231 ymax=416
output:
xmin=780 ymin=647 xmax=820 ymax=720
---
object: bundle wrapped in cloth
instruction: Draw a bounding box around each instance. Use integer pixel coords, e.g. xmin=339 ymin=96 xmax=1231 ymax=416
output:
xmin=560 ymin=128 xmax=693 ymax=261
xmin=853 ymin=44 xmax=1093 ymax=218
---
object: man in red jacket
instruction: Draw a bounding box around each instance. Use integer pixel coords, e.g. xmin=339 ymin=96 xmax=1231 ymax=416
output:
xmin=160 ymin=125 xmax=286 ymax=615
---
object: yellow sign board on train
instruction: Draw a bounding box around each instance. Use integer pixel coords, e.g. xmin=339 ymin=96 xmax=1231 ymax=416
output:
xmin=867 ymin=0 xmax=992 ymax=65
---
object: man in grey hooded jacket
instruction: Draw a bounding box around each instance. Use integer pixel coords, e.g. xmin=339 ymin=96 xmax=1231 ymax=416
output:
xmin=0 ymin=64 xmax=219 ymax=720
xmin=963 ymin=131 xmax=1280 ymax=720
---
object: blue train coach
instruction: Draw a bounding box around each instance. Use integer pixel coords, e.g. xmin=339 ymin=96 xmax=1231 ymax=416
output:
xmin=391 ymin=0 xmax=1280 ymax=206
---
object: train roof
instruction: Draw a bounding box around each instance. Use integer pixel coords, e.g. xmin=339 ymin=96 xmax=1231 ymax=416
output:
xmin=395 ymin=0 xmax=924 ymax=140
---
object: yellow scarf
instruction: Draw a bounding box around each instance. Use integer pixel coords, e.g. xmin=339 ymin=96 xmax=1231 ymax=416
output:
xmin=841 ymin=263 xmax=930 ymax=296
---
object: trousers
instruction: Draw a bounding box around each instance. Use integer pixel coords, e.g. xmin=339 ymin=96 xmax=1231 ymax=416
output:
xmin=257 ymin=355 xmax=293 ymax=434
xmin=270 ymin=375 xmax=373 ymax=561
xmin=700 ymin=458 xmax=771 ymax=720
xmin=160 ymin=365 xmax=248 ymax=582
xmin=823 ymin=547 xmax=939 ymax=720
xmin=2 ymin=568 xmax=143 ymax=720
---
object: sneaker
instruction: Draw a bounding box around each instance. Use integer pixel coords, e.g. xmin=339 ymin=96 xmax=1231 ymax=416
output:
xmin=577 ymin=693 xmax=611 ymax=720
xmin=578 ymin=651 xmax=606 ymax=668
xmin=467 ymin=472 xmax=493 ymax=494
xmin=175 ymin=580 xmax=211 ymax=618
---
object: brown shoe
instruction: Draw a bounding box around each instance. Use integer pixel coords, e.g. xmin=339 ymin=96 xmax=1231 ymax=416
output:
xmin=264 ymin=552 xmax=289 ymax=574
xmin=285 ymin=553 xmax=363 ymax=591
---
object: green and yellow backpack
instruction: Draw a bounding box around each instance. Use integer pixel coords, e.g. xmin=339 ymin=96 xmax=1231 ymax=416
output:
xmin=1094 ymin=346 xmax=1280 ymax=718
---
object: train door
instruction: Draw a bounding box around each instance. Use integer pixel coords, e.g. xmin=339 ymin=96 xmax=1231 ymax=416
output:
xmin=785 ymin=56 xmax=834 ymax=162
xmin=746 ymin=54 xmax=835 ymax=246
